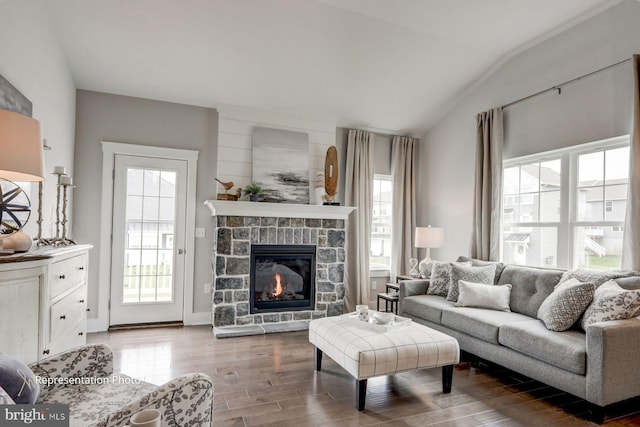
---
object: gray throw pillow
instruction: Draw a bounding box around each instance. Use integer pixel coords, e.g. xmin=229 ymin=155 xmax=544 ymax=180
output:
xmin=447 ymin=264 xmax=497 ymax=302
xmin=581 ymin=280 xmax=640 ymax=330
xmin=427 ymin=261 xmax=471 ymax=297
xmin=537 ymin=278 xmax=595 ymax=332
xmin=0 ymin=353 xmax=40 ymax=404
xmin=456 ymin=257 xmax=506 ymax=285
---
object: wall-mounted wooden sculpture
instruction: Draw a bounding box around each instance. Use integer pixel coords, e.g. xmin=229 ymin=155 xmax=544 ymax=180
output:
xmin=324 ymin=146 xmax=339 ymax=205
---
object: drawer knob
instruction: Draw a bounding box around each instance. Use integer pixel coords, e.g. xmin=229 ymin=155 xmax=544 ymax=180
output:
xmin=78 ymin=332 xmax=84 ymax=336
xmin=59 ymin=274 xmax=66 ymax=280
xmin=86 ymin=308 xmax=91 ymax=312
xmin=60 ymin=315 xmax=66 ymax=320
xmin=43 ymin=349 xmax=50 ymax=355
xmin=79 ymin=267 xmax=84 ymax=271
xmin=79 ymin=299 xmax=85 ymax=303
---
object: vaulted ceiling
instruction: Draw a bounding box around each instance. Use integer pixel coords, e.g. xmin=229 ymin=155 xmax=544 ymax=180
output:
xmin=45 ymin=0 xmax=618 ymax=135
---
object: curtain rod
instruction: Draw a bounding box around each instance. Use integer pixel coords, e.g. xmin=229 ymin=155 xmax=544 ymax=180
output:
xmin=502 ymin=57 xmax=631 ymax=109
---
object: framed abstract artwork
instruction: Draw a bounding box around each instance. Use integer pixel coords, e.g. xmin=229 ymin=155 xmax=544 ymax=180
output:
xmin=0 ymin=73 xmax=32 ymax=116
xmin=252 ymin=126 xmax=309 ymax=204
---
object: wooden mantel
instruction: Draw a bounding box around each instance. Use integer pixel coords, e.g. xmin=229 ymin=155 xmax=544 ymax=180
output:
xmin=204 ymin=200 xmax=355 ymax=220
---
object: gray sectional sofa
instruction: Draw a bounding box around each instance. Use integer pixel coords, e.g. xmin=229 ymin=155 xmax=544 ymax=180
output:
xmin=398 ymin=258 xmax=640 ymax=423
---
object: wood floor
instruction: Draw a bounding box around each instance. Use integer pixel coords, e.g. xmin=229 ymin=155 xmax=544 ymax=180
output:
xmin=88 ymin=326 xmax=640 ymax=426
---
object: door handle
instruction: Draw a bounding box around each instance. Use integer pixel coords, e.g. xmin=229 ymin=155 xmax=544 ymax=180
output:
xmin=177 ymin=249 xmax=184 ymax=255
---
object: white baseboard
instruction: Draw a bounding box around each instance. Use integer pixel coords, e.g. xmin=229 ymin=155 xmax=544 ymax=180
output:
xmin=87 ymin=311 xmax=211 ymax=333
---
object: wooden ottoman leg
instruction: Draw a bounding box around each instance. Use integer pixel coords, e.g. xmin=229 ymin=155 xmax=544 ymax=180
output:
xmin=442 ymin=365 xmax=453 ymax=393
xmin=356 ymin=379 xmax=367 ymax=411
xmin=314 ymin=346 xmax=323 ymax=371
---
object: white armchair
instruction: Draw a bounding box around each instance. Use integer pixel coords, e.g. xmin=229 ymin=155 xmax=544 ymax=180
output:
xmin=27 ymin=344 xmax=213 ymax=427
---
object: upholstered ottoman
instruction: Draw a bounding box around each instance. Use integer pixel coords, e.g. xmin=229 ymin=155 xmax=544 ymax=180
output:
xmin=309 ymin=316 xmax=460 ymax=410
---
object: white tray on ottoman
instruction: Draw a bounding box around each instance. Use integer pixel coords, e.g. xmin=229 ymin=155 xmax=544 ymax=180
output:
xmin=309 ymin=315 xmax=460 ymax=410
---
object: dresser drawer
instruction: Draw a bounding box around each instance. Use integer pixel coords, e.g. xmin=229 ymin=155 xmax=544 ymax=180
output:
xmin=48 ymin=322 xmax=87 ymax=357
xmin=50 ymin=254 xmax=88 ymax=298
xmin=50 ymin=285 xmax=87 ymax=342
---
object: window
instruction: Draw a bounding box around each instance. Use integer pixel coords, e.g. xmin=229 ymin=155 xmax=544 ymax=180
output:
xmin=502 ymin=136 xmax=629 ymax=269
xmin=370 ymin=175 xmax=392 ymax=270
xmin=605 ymin=200 xmax=613 ymax=213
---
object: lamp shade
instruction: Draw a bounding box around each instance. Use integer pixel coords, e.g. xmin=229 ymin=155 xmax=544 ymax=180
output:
xmin=0 ymin=109 xmax=44 ymax=182
xmin=415 ymin=226 xmax=444 ymax=248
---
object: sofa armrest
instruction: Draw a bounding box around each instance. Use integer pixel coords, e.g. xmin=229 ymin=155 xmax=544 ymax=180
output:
xmin=398 ymin=279 xmax=429 ymax=314
xmin=586 ymin=318 xmax=640 ymax=406
xmin=30 ymin=344 xmax=114 ymax=398
xmin=96 ymin=373 xmax=214 ymax=427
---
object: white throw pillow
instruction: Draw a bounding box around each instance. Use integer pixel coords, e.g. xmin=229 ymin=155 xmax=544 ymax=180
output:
xmin=581 ymin=280 xmax=640 ymax=330
xmin=455 ymin=280 xmax=512 ymax=312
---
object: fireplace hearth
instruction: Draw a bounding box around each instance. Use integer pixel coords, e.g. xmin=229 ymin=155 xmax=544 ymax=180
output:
xmin=250 ymin=244 xmax=316 ymax=313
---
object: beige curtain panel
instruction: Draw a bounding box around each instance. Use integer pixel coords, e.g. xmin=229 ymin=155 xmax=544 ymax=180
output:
xmin=391 ymin=136 xmax=417 ymax=279
xmin=622 ymin=54 xmax=640 ymax=270
xmin=344 ymin=129 xmax=374 ymax=311
xmin=471 ymin=107 xmax=503 ymax=261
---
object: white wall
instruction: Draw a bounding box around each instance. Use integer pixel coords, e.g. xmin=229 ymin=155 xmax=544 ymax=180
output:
xmin=216 ymin=105 xmax=336 ymax=196
xmin=0 ymin=0 xmax=76 ymax=238
xmin=418 ymin=0 xmax=640 ymax=262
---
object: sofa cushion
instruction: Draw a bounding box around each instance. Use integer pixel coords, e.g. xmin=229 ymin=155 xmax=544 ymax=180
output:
xmin=499 ymin=320 xmax=586 ymax=375
xmin=447 ymin=264 xmax=497 ymax=302
xmin=497 ymin=265 xmax=563 ymax=318
xmin=537 ymin=278 xmax=595 ymax=331
xmin=559 ymin=268 xmax=638 ymax=288
xmin=457 ymin=256 xmax=506 ymax=285
xmin=427 ymin=261 xmax=471 ymax=297
xmin=440 ymin=306 xmax=531 ymax=344
xmin=456 ymin=280 xmax=512 ymax=312
xmin=616 ymin=276 xmax=640 ymax=290
xmin=401 ymin=294 xmax=456 ymax=323
xmin=581 ymin=280 xmax=640 ymax=330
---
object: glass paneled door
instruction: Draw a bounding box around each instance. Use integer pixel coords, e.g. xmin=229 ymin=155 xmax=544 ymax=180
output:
xmin=110 ymin=154 xmax=187 ymax=326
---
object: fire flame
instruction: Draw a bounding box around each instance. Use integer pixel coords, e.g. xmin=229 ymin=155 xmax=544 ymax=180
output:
xmin=273 ymin=273 xmax=284 ymax=297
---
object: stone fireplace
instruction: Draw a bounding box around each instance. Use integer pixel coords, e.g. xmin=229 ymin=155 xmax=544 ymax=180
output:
xmin=206 ymin=200 xmax=354 ymax=337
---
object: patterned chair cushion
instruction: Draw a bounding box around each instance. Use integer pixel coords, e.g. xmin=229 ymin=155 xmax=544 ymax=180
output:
xmin=38 ymin=374 xmax=155 ymax=427
xmin=537 ymin=278 xmax=595 ymax=331
xmin=0 ymin=386 xmax=15 ymax=404
xmin=581 ymin=280 xmax=640 ymax=330
xmin=447 ymin=264 xmax=497 ymax=302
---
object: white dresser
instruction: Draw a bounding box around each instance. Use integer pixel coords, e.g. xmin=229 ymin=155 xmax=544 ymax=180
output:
xmin=0 ymin=245 xmax=91 ymax=363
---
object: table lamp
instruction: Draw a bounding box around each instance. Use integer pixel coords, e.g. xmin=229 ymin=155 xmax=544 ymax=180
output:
xmin=415 ymin=225 xmax=444 ymax=275
xmin=0 ymin=109 xmax=44 ymax=251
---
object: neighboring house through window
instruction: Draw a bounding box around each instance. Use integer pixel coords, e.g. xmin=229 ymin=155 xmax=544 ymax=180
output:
xmin=502 ymin=135 xmax=629 ymax=269
xmin=370 ymin=174 xmax=392 ymax=271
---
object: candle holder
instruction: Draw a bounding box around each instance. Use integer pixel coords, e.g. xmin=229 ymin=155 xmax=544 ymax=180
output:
xmin=50 ymin=170 xmax=65 ymax=246
xmin=58 ymin=178 xmax=76 ymax=246
xmin=56 ymin=175 xmax=76 ymax=246
xmin=34 ymin=181 xmax=53 ymax=246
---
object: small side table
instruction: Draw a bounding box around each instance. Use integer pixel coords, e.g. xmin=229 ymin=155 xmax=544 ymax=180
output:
xmin=377 ymin=291 xmax=399 ymax=314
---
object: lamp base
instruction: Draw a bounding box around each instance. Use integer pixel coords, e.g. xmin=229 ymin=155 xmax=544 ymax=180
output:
xmin=418 ymin=249 xmax=433 ymax=278
xmin=1 ymin=230 xmax=33 ymax=252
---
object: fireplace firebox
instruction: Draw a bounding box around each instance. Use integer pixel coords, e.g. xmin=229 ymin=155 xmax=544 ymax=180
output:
xmin=250 ymin=244 xmax=316 ymax=314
